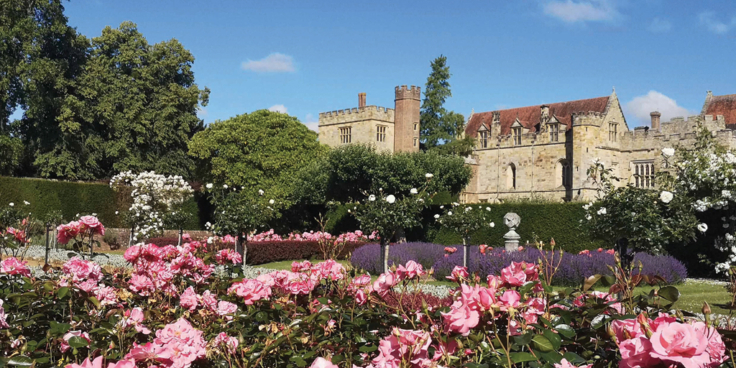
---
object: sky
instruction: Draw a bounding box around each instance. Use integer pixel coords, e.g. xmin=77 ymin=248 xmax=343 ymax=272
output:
xmin=60 ymin=0 xmax=736 ymax=131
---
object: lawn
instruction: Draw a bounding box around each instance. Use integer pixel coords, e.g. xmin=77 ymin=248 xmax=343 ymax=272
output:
xmin=257 ymin=260 xmax=735 ymax=315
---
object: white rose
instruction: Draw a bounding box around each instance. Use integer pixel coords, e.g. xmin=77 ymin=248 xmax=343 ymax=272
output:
xmin=698 ymin=223 xmax=708 ymax=233
xmin=206 ymin=183 xmax=213 ymax=189
xmin=385 ymin=195 xmax=396 ymax=204
xmin=269 ymin=199 xmax=275 ymax=204
xmin=486 ymin=207 xmax=491 ymax=211
xmin=425 ymin=173 xmax=434 ymax=178
xmin=597 ymin=207 xmax=607 ymax=215
xmin=23 ymin=201 xmax=30 ymax=206
xmin=659 ymin=191 xmax=674 ymax=204
xmin=223 ymin=184 xmax=228 ymax=189
xmin=448 ymin=211 xmax=453 ymax=216
xmin=490 ymin=222 xmax=495 ymax=228
xmin=258 ymin=189 xmax=264 ymax=196
xmin=368 ymin=195 xmax=376 ymax=201
xmin=410 ymin=188 xmax=418 ymax=195
xmin=434 ymin=214 xmax=440 ymax=219
xmin=662 ymin=148 xmax=675 ymax=157
xmin=8 ymin=203 xmax=13 ymax=207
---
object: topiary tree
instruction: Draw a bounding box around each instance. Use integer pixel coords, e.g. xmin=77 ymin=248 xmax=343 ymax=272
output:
xmin=189 ymin=110 xmax=327 ymax=203
xmin=205 ymin=185 xmax=279 ymax=265
xmin=435 ymin=203 xmax=494 ymax=267
xmin=353 ymin=178 xmax=432 ymax=273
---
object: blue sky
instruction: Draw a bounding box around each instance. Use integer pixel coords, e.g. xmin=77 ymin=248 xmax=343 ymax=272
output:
xmin=61 ymin=0 xmax=735 ymax=130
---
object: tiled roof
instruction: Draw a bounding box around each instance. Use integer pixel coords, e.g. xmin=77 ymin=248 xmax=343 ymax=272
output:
xmin=704 ymin=94 xmax=736 ymax=126
xmin=465 ymin=96 xmax=610 ymax=137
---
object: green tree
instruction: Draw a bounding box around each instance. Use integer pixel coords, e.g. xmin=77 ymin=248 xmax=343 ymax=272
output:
xmin=292 ymin=144 xmax=472 ymax=204
xmin=29 ymin=21 xmax=209 ymax=180
xmin=189 ymin=110 xmax=327 ymax=201
xmin=420 ymin=55 xmax=474 ymax=156
xmin=1 ymin=0 xmax=88 ymax=176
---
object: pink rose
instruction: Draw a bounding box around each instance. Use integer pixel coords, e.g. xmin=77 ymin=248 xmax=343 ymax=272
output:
xmin=228 ymin=279 xmax=271 ymax=305
xmin=310 ymin=357 xmax=338 ymax=368
xmin=619 ymin=336 xmax=658 ymax=368
xmin=351 ymin=274 xmax=371 ymax=287
xmin=57 ymin=221 xmax=81 ymax=244
xmin=500 ymin=261 xmax=537 ymax=287
xmin=396 ymin=260 xmax=425 ymax=281
xmin=79 ymin=215 xmax=105 ymax=236
xmin=446 ymin=266 xmax=469 ymax=282
xmin=499 ymin=290 xmax=521 ymax=311
xmin=216 ymin=301 xmax=237 ymax=319
xmin=487 ymin=275 xmax=502 ymax=290
xmin=372 ymin=272 xmax=397 ymax=296
xmin=693 ymin=322 xmax=727 ymax=367
xmin=355 ymin=289 xmax=367 ymax=305
xmin=0 ymin=257 xmax=30 ymax=277
xmin=649 ymin=322 xmax=710 ymax=368
xmin=179 ymin=287 xmax=198 ymax=311
xmin=124 ymin=342 xmax=173 ymax=365
xmin=213 ymin=332 xmax=239 ymax=354
xmin=442 ymin=305 xmax=479 ymax=336
xmin=611 ymin=319 xmax=645 ymax=342
xmin=554 ymin=359 xmax=592 ymax=368
xmin=64 ymin=356 xmax=103 ymax=368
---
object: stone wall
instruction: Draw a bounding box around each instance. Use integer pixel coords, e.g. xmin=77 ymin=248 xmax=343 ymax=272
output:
xmin=318 ymin=106 xmax=395 ymax=152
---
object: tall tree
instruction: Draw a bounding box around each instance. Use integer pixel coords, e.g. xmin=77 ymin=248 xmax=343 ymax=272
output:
xmin=30 ymin=21 xmax=209 ymax=180
xmin=188 ymin=110 xmax=328 ymax=201
xmin=420 ymin=55 xmax=474 ymax=156
xmin=1 ymin=0 xmax=88 ymax=176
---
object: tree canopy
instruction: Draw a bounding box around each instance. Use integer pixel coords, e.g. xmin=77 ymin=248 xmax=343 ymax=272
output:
xmin=189 ymin=110 xmax=327 ymax=200
xmin=420 ymin=55 xmax=474 ymax=156
xmin=292 ymin=144 xmax=472 ymax=204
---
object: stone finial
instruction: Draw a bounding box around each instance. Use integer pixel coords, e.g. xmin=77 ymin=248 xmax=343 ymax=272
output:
xmin=503 ymin=212 xmax=521 ymax=252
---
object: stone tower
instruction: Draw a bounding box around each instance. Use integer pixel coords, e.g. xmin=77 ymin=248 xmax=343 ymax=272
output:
xmin=394 ymin=85 xmax=421 ymax=152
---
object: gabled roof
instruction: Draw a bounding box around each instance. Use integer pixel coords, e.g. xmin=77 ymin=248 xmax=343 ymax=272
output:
xmin=703 ymin=93 xmax=736 ymax=127
xmin=465 ymin=96 xmax=610 ymax=137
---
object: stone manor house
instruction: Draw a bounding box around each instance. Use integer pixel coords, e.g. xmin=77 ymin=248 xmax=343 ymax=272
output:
xmin=318 ymin=86 xmax=736 ymax=202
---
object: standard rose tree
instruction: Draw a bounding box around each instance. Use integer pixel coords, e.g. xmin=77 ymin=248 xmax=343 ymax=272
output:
xmin=57 ymin=215 xmax=106 ymax=259
xmin=434 ymin=203 xmax=493 ymax=267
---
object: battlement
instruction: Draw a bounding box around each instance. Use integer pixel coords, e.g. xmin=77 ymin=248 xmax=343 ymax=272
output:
xmin=476 ymin=129 xmax=569 ymax=149
xmin=318 ymin=105 xmax=395 ymax=126
xmin=395 ymin=85 xmax=421 ymax=100
xmin=619 ymin=114 xmax=733 ymax=147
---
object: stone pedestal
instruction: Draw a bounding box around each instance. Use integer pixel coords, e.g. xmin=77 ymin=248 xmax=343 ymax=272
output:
xmin=504 ymin=230 xmax=521 ymax=252
xmin=503 ymin=212 xmax=522 ymax=253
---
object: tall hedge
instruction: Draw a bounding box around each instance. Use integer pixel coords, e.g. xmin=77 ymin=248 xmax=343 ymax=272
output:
xmin=421 ymin=202 xmax=606 ymax=253
xmin=0 ymin=176 xmax=206 ymax=230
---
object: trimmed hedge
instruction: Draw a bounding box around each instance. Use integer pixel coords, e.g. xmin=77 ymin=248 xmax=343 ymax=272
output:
xmin=0 ymin=176 xmax=121 ymax=226
xmin=0 ymin=176 xmax=206 ymax=230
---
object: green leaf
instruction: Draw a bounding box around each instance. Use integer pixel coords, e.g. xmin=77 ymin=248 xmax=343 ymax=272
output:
xmin=658 ymin=286 xmax=680 ymax=302
xmin=562 ymin=352 xmax=587 ymax=364
xmin=8 ymin=356 xmax=33 ymax=366
xmin=532 ymin=334 xmax=554 ymax=352
xmin=87 ymin=296 xmax=101 ymax=309
xmin=463 ymin=364 xmax=489 ymax=368
xmin=359 ymin=345 xmax=378 ymax=353
xmin=67 ymin=336 xmax=88 ymax=348
xmin=543 ymin=329 xmax=562 ymax=350
xmin=554 ymin=324 xmax=575 ymax=339
xmin=57 ymin=287 xmax=69 ymax=299
xmin=509 ymin=352 xmax=537 ymax=363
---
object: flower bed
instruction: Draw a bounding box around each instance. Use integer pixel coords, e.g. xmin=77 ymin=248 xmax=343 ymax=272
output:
xmin=352 ymin=243 xmax=687 ymax=285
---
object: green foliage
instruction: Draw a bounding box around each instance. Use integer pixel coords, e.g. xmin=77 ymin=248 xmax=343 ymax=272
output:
xmin=189 ymin=110 xmax=326 ymax=202
xmin=435 ymin=203 xmax=494 ymax=244
xmin=353 ymin=189 xmax=430 ymax=244
xmin=292 ymin=144 xmax=471 ymax=204
xmin=0 ymin=134 xmax=22 ymax=175
xmin=419 ymin=55 xmax=473 ymax=156
xmin=0 ymin=176 xmax=205 ymax=230
xmin=29 ymin=22 xmax=209 ymax=180
xmin=425 ymin=202 xmax=605 ymax=253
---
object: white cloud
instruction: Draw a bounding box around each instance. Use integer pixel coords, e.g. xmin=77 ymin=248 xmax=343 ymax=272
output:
xmin=625 ymin=91 xmax=696 ymax=126
xmin=303 ymin=113 xmax=319 ymax=132
xmin=648 ymin=17 xmax=672 ymax=33
xmin=543 ymin=0 xmax=618 ymax=23
xmin=699 ymin=11 xmax=736 ymax=34
xmin=268 ymin=104 xmax=288 ymax=114
xmin=241 ymin=53 xmax=296 ymax=73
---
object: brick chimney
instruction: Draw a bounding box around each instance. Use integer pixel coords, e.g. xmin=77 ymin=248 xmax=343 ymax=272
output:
xmin=650 ymin=111 xmax=661 ymax=130
xmin=358 ymin=93 xmax=366 ymax=108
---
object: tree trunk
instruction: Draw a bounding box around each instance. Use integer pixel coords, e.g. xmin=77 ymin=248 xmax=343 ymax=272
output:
xmin=462 ymin=237 xmax=469 ymax=269
xmin=236 ymin=233 xmax=247 ymax=266
xmin=44 ymin=225 xmax=50 ymax=265
xmin=380 ymin=238 xmax=390 ymax=273
xmin=616 ymin=237 xmax=632 ymax=269
xmin=178 ymin=228 xmax=183 ymax=246
xmin=128 ymin=227 xmax=134 ymax=247
xmin=395 ymin=228 xmax=407 ymax=244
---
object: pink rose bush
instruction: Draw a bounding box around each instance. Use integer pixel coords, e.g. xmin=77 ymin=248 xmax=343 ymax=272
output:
xmin=0 ymin=216 xmax=731 ymax=368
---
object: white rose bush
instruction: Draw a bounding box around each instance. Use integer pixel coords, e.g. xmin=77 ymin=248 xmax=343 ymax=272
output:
xmin=435 ymin=203 xmax=493 ymax=267
xmin=110 ymin=171 xmax=193 ymax=243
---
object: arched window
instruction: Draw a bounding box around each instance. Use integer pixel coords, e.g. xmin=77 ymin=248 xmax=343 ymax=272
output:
xmin=506 ymin=164 xmax=517 ymax=190
xmin=555 ymin=160 xmax=571 ymax=188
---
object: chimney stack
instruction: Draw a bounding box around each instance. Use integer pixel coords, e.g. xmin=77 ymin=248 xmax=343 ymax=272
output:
xmin=358 ymin=93 xmax=366 ymax=108
xmin=650 ymin=111 xmax=661 ymax=130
